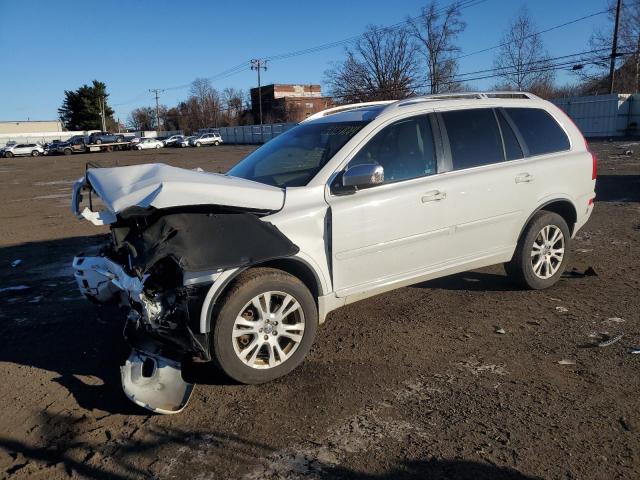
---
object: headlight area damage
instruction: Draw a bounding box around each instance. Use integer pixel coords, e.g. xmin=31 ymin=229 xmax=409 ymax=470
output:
xmin=71 ymin=164 xmax=296 ymax=413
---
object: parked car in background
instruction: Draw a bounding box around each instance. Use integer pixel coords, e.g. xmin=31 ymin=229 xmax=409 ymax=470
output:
xmin=88 ymin=132 xmax=125 ymax=144
xmin=49 ymin=135 xmax=89 ymax=155
xmin=190 ymin=132 xmax=223 ymax=147
xmin=134 ymin=138 xmax=164 ymax=150
xmin=162 ymin=135 xmax=183 ymax=147
xmin=2 ymin=143 xmax=45 ymax=157
xmin=178 ymin=136 xmax=196 ymax=147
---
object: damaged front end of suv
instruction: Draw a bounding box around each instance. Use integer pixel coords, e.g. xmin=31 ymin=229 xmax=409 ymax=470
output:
xmin=71 ymin=163 xmax=297 ymax=413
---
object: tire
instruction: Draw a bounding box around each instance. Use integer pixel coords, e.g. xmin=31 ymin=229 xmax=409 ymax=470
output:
xmin=116 ymin=137 xmax=123 ymax=143
xmin=31 ymin=150 xmax=40 ymax=157
xmin=95 ymin=139 xmax=102 ymax=144
xmin=155 ymin=144 xmax=161 ymax=149
xmin=505 ymin=211 xmax=570 ymax=290
xmin=5 ymin=151 xmax=13 ymax=158
xmin=64 ymin=148 xmax=72 ymax=156
xmin=212 ymin=268 xmax=318 ymax=384
xmin=195 ymin=142 xmax=201 ymax=147
xmin=214 ymin=141 xmax=220 ymax=146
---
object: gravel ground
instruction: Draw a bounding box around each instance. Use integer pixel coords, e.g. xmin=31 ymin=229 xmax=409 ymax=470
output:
xmin=0 ymin=142 xmax=638 ymax=480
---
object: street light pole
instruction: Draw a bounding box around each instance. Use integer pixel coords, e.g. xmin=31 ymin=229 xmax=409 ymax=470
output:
xmin=251 ymin=59 xmax=268 ymax=125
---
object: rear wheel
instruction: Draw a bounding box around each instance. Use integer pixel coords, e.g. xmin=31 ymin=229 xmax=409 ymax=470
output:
xmin=214 ymin=140 xmax=220 ymax=146
xmin=212 ymin=268 xmax=318 ymax=384
xmin=95 ymin=139 xmax=102 ymax=144
xmin=155 ymin=144 xmax=161 ymax=149
xmin=116 ymin=137 xmax=123 ymax=143
xmin=64 ymin=148 xmax=72 ymax=156
xmin=195 ymin=142 xmax=201 ymax=147
xmin=505 ymin=211 xmax=570 ymax=289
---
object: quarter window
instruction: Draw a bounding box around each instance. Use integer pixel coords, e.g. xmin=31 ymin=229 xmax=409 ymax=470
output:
xmin=348 ymin=115 xmax=436 ymax=184
xmin=504 ymin=108 xmax=570 ymax=156
xmin=441 ymin=108 xmax=504 ymax=170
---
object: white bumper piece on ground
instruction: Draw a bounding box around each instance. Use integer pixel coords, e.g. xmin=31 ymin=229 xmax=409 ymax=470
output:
xmin=121 ymin=350 xmax=194 ymax=414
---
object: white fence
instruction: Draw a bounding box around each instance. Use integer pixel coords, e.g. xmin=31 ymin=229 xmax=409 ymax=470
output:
xmin=552 ymin=93 xmax=640 ymax=138
xmin=218 ymin=123 xmax=296 ymax=144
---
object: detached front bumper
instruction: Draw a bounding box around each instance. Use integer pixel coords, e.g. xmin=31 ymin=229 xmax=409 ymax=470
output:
xmin=73 ymin=254 xmax=198 ymax=414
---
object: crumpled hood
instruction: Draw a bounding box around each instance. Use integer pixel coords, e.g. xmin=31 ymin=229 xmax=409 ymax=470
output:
xmin=85 ymin=163 xmax=285 ymax=214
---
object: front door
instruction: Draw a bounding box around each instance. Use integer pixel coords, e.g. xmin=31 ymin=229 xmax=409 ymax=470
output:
xmin=326 ymin=114 xmax=455 ymax=297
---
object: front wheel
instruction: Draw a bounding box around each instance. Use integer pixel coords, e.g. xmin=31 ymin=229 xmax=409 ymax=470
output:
xmin=155 ymin=144 xmax=161 ymax=149
xmin=505 ymin=211 xmax=570 ymax=289
xmin=31 ymin=150 xmax=40 ymax=157
xmin=95 ymin=139 xmax=102 ymax=144
xmin=5 ymin=151 xmax=13 ymax=158
xmin=212 ymin=268 xmax=318 ymax=384
xmin=195 ymin=142 xmax=201 ymax=147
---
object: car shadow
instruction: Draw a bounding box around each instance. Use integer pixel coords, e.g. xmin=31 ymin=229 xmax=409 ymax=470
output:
xmin=595 ymin=174 xmax=640 ymax=202
xmin=0 ymin=235 xmax=233 ymax=415
xmin=413 ymin=270 xmax=520 ymax=292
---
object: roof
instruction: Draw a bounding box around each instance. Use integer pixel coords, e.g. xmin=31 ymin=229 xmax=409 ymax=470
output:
xmin=301 ymin=92 xmax=545 ymax=125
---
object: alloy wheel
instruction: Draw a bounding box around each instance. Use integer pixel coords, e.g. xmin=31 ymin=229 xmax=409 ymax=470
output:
xmin=531 ymin=225 xmax=565 ymax=279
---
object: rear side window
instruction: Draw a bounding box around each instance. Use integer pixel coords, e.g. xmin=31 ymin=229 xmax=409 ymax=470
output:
xmin=441 ymin=108 xmax=504 ymax=170
xmin=505 ymin=108 xmax=570 ymax=156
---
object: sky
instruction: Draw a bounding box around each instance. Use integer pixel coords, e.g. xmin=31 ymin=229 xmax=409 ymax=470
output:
xmin=0 ymin=0 xmax=612 ymax=122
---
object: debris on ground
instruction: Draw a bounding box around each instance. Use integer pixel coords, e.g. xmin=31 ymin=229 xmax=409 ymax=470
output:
xmin=604 ymin=317 xmax=626 ymax=324
xmin=495 ymin=326 xmax=506 ymax=334
xmin=564 ymin=266 xmax=598 ymax=278
xmin=0 ymin=285 xmax=30 ymax=293
xmin=575 ymin=248 xmax=593 ymax=253
xmin=558 ymin=359 xmax=577 ymax=365
xmin=630 ymin=348 xmax=640 ymax=355
xmin=597 ymin=332 xmax=624 ymax=348
xmin=10 ymin=259 xmax=22 ymax=267
xmin=556 ymin=306 xmax=569 ymax=313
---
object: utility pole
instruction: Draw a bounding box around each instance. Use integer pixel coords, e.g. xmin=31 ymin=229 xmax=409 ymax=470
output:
xmin=149 ymin=88 xmax=165 ymax=132
xmin=609 ymin=0 xmax=623 ymax=94
xmin=99 ymin=96 xmax=106 ymax=131
xmin=250 ymin=59 xmax=268 ymax=125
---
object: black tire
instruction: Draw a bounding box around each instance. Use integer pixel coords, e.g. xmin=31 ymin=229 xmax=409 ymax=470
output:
xmin=211 ymin=268 xmax=318 ymax=384
xmin=95 ymin=139 xmax=102 ymax=144
xmin=64 ymin=148 xmax=72 ymax=156
xmin=195 ymin=142 xmax=201 ymax=147
xmin=5 ymin=151 xmax=13 ymax=158
xmin=116 ymin=137 xmax=123 ymax=143
xmin=505 ymin=210 xmax=570 ymax=290
xmin=31 ymin=150 xmax=40 ymax=157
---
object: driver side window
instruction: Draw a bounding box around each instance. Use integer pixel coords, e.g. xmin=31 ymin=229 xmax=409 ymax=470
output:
xmin=347 ymin=114 xmax=436 ymax=184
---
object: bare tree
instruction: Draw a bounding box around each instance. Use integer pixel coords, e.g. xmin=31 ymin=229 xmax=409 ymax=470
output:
xmin=325 ymin=25 xmax=418 ymax=103
xmin=493 ymin=7 xmax=555 ymax=92
xmin=128 ymin=107 xmax=156 ymax=131
xmin=189 ymin=78 xmax=223 ymax=128
xmin=408 ymin=1 xmax=466 ymax=93
xmin=222 ymin=87 xmax=245 ymax=126
xmin=581 ymin=0 xmax=640 ymax=93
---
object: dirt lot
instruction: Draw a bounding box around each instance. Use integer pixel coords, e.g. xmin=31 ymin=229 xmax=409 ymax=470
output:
xmin=0 ymin=142 xmax=639 ymax=480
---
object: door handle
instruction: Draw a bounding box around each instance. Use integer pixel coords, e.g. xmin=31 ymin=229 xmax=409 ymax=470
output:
xmin=421 ymin=190 xmax=447 ymax=203
xmin=515 ymin=173 xmax=534 ymax=184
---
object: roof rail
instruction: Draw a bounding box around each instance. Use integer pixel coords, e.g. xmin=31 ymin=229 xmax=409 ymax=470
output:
xmin=381 ymin=91 xmax=540 ymax=113
xmin=302 ymin=100 xmax=396 ymax=123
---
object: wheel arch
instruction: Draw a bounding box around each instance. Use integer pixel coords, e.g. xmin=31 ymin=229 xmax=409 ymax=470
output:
xmin=518 ymin=198 xmax=578 ymax=244
xmin=200 ymin=256 xmax=323 ymax=333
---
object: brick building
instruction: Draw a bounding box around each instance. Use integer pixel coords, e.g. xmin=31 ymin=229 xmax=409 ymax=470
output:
xmin=250 ymin=84 xmax=333 ymax=123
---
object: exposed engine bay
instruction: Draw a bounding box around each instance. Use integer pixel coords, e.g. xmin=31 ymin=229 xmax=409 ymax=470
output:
xmin=71 ymin=164 xmax=297 ymax=412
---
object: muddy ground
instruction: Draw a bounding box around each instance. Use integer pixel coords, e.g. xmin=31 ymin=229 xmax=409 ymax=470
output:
xmin=0 ymin=142 xmax=639 ymax=480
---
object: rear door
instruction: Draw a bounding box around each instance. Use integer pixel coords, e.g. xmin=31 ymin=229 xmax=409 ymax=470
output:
xmin=433 ymin=107 xmax=534 ymax=261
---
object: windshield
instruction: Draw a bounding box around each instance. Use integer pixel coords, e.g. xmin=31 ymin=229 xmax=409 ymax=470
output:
xmin=227 ymin=121 xmax=369 ymax=187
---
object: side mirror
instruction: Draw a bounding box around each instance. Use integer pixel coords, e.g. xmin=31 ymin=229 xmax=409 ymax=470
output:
xmin=342 ymin=164 xmax=384 ymax=189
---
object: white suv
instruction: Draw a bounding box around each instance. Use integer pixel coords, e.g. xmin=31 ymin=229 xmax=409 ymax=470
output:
xmin=3 ymin=143 xmax=45 ymax=157
xmin=190 ymin=132 xmax=223 ymax=147
xmin=71 ymin=92 xmax=596 ymax=413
